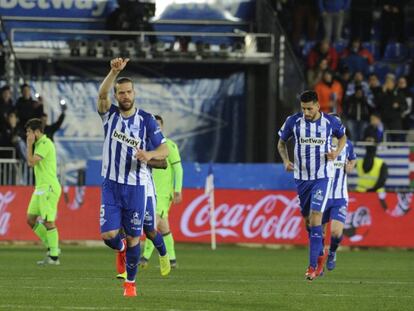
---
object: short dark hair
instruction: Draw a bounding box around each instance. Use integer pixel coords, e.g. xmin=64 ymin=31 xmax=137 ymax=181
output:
xmin=0 ymin=85 xmax=11 ymax=93
xmin=25 ymin=118 xmax=44 ymax=133
xmin=114 ymin=77 xmax=134 ymax=93
xmin=154 ymin=115 xmax=163 ymax=125
xmin=20 ymin=83 xmax=30 ymax=93
xmin=300 ymin=90 xmax=318 ymax=103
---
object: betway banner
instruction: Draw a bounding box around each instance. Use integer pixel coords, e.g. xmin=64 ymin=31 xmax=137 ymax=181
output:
xmin=1 ymin=187 xmax=413 ymax=247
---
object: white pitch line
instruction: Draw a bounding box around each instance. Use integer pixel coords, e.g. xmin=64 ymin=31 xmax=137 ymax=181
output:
xmin=0 ymin=285 xmax=412 ymax=299
xmin=2 ymin=276 xmax=413 ymax=286
xmin=0 ymin=306 xmax=207 ymax=311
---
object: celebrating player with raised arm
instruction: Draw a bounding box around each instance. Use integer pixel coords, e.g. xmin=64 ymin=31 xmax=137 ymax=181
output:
xmin=277 ymin=90 xmax=346 ymax=281
xmin=97 ymin=58 xmax=169 ymax=297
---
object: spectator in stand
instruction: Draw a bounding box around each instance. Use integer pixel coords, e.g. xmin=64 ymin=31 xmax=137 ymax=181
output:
xmin=307 ymin=40 xmax=339 ymax=71
xmin=41 ymin=101 xmax=66 ymax=142
xmin=15 ymin=84 xmax=43 ymax=135
xmin=379 ymin=0 xmax=408 ymax=57
xmin=0 ymin=111 xmax=25 ymax=159
xmin=0 ymin=85 xmax=14 ymax=127
xmin=379 ymin=74 xmax=407 ymax=140
xmin=368 ymin=73 xmax=383 ymax=110
xmin=314 ymin=70 xmax=343 ymax=113
xmin=307 ymin=58 xmax=328 ymax=89
xmin=350 ymin=0 xmax=377 ymax=42
xmin=291 ymin=0 xmax=319 ymax=49
xmin=343 ymin=85 xmax=371 ymax=141
xmin=396 ymin=76 xmax=413 ymax=130
xmin=336 ymin=66 xmax=352 ymax=100
xmin=364 ymin=113 xmax=385 ymax=143
xmin=346 ymin=71 xmax=375 ymax=110
xmin=318 ymin=0 xmax=351 ymax=43
xmin=340 ymin=38 xmax=374 ymax=75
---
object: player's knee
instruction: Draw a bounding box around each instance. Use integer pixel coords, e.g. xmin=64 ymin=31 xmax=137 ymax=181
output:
xmin=145 ymin=229 xmax=156 ymax=240
xmin=101 ymin=231 xmax=117 ymax=240
xmin=26 ymin=217 xmax=36 ymax=228
xmin=331 ymin=229 xmax=343 ymax=238
xmin=126 ymin=236 xmax=140 ymax=248
xmin=43 ymin=221 xmax=55 ymax=230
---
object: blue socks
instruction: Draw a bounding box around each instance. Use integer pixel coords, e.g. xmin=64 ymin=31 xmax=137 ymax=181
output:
xmin=126 ymin=243 xmax=140 ymax=282
xmin=103 ymin=234 xmax=124 ymax=251
xmin=309 ymin=226 xmax=323 ymax=268
xmin=149 ymin=232 xmax=167 ymax=256
xmin=330 ymin=235 xmax=343 ymax=254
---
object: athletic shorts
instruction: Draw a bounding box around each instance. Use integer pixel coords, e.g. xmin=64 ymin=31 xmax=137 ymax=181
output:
xmin=143 ymin=191 xmax=156 ymax=233
xmin=295 ymin=178 xmax=332 ymax=218
xmin=27 ymin=183 xmax=62 ymax=222
xmin=323 ymin=198 xmax=348 ymax=224
xmin=156 ymin=196 xmax=172 ymax=219
xmin=100 ymin=179 xmax=146 ymax=237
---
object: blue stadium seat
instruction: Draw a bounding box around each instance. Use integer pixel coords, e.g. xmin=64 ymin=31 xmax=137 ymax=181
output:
xmin=395 ymin=63 xmax=411 ymax=78
xmin=382 ymin=42 xmax=408 ymax=62
xmin=341 ymin=54 xmax=370 ymax=75
xmin=370 ymin=62 xmax=391 ymax=83
xmin=362 ymin=41 xmax=380 ymax=60
xmin=301 ymin=41 xmax=316 ymax=58
xmin=334 ymin=40 xmax=347 ymax=54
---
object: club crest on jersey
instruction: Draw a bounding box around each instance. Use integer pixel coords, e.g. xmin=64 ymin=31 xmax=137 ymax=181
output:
xmin=112 ymin=130 xmax=141 ymax=148
xmin=300 ymin=137 xmax=326 ymax=145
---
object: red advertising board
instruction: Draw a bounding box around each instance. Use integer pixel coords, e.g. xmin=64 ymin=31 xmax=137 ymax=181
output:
xmin=0 ymin=187 xmax=413 ymax=247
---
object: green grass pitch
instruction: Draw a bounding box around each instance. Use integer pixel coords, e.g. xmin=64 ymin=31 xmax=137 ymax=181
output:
xmin=0 ymin=244 xmax=413 ymax=310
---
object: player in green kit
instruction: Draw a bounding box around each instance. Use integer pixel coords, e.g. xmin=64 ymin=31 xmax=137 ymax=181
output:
xmin=140 ymin=115 xmax=183 ymax=268
xmin=25 ymin=118 xmax=62 ymax=265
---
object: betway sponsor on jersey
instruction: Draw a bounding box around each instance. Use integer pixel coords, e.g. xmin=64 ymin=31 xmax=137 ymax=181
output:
xmin=111 ymin=130 xmax=141 ymax=148
xmin=299 ymin=137 xmax=326 ymax=145
xmin=334 ymin=161 xmax=345 ymax=169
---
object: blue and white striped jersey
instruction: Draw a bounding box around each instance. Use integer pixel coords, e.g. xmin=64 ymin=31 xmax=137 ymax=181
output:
xmin=100 ymin=104 xmax=166 ymax=186
xmin=329 ymin=139 xmax=356 ymax=200
xmin=278 ymin=112 xmax=345 ymax=181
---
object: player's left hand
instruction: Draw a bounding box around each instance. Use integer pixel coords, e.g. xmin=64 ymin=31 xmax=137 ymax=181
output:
xmin=26 ymin=133 xmax=35 ymax=146
xmin=345 ymin=162 xmax=354 ymax=173
xmin=326 ymin=150 xmax=338 ymax=161
xmin=173 ymin=192 xmax=183 ymax=204
xmin=135 ymin=149 xmax=153 ymax=162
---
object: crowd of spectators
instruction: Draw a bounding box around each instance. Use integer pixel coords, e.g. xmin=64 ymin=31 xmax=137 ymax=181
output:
xmin=274 ymin=0 xmax=414 ymax=142
xmin=0 ymin=84 xmax=66 ymax=159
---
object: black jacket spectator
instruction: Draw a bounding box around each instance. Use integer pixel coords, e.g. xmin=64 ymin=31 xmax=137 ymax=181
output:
xmin=15 ymin=84 xmax=43 ymax=134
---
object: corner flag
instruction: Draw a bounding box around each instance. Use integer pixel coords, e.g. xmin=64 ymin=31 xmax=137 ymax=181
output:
xmin=204 ymin=163 xmax=216 ymax=250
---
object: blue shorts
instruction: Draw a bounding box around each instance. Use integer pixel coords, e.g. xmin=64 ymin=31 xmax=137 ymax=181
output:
xmin=323 ymin=198 xmax=348 ymax=224
xmin=100 ymin=179 xmax=146 ymax=237
xmin=143 ymin=192 xmax=157 ymax=233
xmin=295 ymin=178 xmax=332 ymax=218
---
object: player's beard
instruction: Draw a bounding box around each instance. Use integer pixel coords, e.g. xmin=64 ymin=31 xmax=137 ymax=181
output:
xmin=118 ymin=100 xmax=134 ymax=112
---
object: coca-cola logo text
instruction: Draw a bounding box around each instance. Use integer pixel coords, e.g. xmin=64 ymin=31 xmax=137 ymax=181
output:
xmin=180 ymin=194 xmax=303 ymax=241
xmin=0 ymin=191 xmax=15 ymax=235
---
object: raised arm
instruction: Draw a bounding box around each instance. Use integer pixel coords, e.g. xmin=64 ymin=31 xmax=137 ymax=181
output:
xmin=97 ymin=58 xmax=129 ymax=114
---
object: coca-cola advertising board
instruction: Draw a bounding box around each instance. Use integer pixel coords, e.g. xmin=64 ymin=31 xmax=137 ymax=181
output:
xmin=0 ymin=187 xmax=413 ymax=247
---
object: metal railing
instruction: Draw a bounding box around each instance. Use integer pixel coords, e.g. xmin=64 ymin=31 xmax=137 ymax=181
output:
xmin=8 ymin=28 xmax=274 ymax=59
xmin=0 ymin=159 xmax=33 ymax=186
xmin=383 ymin=130 xmax=414 ymax=143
